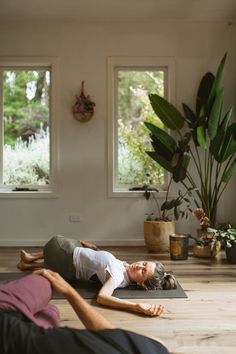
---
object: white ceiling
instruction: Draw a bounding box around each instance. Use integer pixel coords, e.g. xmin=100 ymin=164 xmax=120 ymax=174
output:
xmin=0 ymin=0 xmax=236 ymax=22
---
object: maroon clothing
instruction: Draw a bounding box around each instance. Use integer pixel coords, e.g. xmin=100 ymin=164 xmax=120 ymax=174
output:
xmin=0 ymin=274 xmax=60 ymax=328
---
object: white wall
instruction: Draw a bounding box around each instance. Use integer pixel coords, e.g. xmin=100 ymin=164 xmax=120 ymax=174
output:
xmin=0 ymin=19 xmax=235 ymax=246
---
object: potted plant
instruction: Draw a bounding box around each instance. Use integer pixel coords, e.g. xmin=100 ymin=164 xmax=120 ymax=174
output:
xmin=191 ymin=208 xmax=221 ymax=258
xmin=144 ymin=54 xmax=236 ymax=228
xmin=208 ymin=225 xmax=236 ymax=263
xmin=131 ymin=176 xmax=193 ymax=253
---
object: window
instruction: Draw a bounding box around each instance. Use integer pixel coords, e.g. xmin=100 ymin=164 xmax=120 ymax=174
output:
xmin=0 ymin=58 xmax=58 ymax=196
xmin=108 ymin=57 xmax=175 ymax=196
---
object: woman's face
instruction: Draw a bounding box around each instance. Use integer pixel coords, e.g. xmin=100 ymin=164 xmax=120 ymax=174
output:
xmin=126 ymin=261 xmax=156 ymax=285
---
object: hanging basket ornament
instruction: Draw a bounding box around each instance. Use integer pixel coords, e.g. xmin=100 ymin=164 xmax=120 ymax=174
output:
xmin=72 ymin=81 xmax=96 ymax=122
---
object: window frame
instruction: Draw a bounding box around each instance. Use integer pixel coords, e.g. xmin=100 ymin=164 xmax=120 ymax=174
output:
xmin=107 ymin=56 xmax=175 ymax=198
xmin=0 ymin=57 xmax=59 ymax=198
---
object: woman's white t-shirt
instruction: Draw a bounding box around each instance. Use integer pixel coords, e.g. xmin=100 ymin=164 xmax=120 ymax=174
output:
xmin=73 ymin=247 xmax=130 ymax=289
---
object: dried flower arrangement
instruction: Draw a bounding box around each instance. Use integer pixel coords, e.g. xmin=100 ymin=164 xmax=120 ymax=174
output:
xmin=192 ymin=208 xmax=210 ymax=231
xmin=191 ymin=208 xmax=221 ymax=257
xmin=72 ymin=81 xmax=96 ymax=122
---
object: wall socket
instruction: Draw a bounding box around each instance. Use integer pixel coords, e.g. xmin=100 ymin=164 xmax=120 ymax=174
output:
xmin=69 ymin=214 xmax=81 ymax=222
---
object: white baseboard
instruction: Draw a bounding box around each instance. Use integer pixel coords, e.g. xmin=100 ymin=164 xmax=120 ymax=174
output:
xmin=0 ymin=238 xmax=145 ymax=247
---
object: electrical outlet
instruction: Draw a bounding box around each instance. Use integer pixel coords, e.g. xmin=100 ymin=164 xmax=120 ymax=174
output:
xmin=69 ymin=215 xmax=81 ymax=222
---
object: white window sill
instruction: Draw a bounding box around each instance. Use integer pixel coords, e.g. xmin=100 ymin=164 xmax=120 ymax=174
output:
xmin=109 ymin=189 xmax=168 ymax=198
xmin=0 ymin=190 xmax=59 ymax=199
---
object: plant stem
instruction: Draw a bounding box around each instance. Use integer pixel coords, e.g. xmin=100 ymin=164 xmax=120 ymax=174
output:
xmin=152 ymin=191 xmax=161 ymax=219
xmin=181 ymin=178 xmax=201 ymax=208
xmin=162 ymin=177 xmax=172 ymax=219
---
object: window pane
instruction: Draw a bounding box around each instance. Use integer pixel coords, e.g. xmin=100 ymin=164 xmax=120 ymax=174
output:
xmin=117 ymin=70 xmax=165 ymax=186
xmin=3 ymin=70 xmax=50 ymax=185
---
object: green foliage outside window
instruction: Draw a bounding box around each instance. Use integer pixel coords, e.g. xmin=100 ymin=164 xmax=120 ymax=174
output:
xmin=2 ymin=69 xmax=50 ymax=185
xmin=117 ymin=70 xmax=165 ymax=186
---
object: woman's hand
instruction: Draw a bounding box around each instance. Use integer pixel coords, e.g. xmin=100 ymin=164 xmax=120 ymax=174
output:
xmin=35 ymin=269 xmax=114 ymax=330
xmin=136 ymin=303 xmax=164 ymax=317
xmin=34 ymin=269 xmax=73 ymax=296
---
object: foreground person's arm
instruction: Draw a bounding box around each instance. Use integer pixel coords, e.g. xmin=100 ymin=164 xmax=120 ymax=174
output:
xmin=97 ymin=276 xmax=164 ymax=317
xmin=34 ymin=269 xmax=114 ymax=330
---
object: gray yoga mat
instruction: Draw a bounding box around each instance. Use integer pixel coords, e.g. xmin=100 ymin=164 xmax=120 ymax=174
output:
xmin=0 ymin=272 xmax=187 ymax=299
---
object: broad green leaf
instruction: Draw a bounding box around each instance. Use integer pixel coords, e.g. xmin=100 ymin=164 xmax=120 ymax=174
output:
xmin=182 ymin=103 xmax=197 ymax=126
xmin=181 ymin=152 xmax=191 ymax=170
xmin=161 ymin=201 xmax=168 ymax=211
xmin=174 ymin=198 xmax=182 ymax=207
xmin=196 ymin=72 xmax=215 ymax=117
xmin=218 ymin=123 xmax=236 ymax=162
xmin=208 ymin=87 xmax=224 ymax=140
xmin=207 ymin=53 xmax=227 ymax=112
xmin=151 ymin=136 xmax=173 ymax=161
xmin=149 ymin=94 xmax=185 ymax=130
xmin=174 ymin=206 xmax=180 ymax=220
xmin=199 ymin=105 xmax=205 ymax=118
xmin=171 ymin=152 xmax=180 ymax=167
xmin=220 ymin=107 xmax=233 ymax=133
xmin=173 ymin=152 xmax=191 ymax=182
xmin=146 ymin=151 xmax=173 ymax=172
xmin=197 ymin=125 xmax=207 ymax=148
xmin=166 ymin=199 xmax=176 ymax=210
xmin=211 ymin=108 xmax=233 ymax=160
xmin=210 ymin=130 xmax=226 ymax=160
xmin=145 ymin=122 xmax=176 ymax=153
xmin=222 ymin=159 xmax=236 ymax=183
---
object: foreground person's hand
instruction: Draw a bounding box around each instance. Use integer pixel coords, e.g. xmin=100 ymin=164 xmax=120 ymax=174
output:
xmin=35 ymin=268 xmax=114 ymax=330
xmin=34 ymin=269 xmax=73 ymax=296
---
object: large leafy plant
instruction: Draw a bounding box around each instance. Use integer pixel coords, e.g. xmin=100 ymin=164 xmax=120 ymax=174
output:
xmin=145 ymin=54 xmax=236 ymax=226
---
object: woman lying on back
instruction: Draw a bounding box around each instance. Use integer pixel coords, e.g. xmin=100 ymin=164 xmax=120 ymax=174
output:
xmin=17 ymin=235 xmax=177 ymax=317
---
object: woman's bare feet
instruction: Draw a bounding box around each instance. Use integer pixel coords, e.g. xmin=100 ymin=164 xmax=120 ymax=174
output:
xmin=17 ymin=260 xmax=34 ymax=271
xmin=20 ymin=250 xmax=44 ymax=263
xmin=17 ymin=260 xmax=44 ymax=271
xmin=20 ymin=250 xmax=36 ymax=263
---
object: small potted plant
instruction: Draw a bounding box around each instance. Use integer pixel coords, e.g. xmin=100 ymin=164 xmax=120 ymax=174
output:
xmin=131 ymin=176 xmax=193 ymax=253
xmin=192 ymin=208 xmax=212 ymax=238
xmin=208 ymin=225 xmax=236 ymax=263
xmin=192 ymin=208 xmax=220 ymax=258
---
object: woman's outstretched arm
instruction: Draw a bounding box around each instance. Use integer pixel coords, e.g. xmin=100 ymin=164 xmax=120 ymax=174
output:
xmin=97 ymin=276 xmax=164 ymax=317
xmin=34 ymin=269 xmax=114 ymax=330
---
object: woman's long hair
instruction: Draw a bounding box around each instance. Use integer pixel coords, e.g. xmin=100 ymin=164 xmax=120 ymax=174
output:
xmin=142 ymin=262 xmax=177 ymax=290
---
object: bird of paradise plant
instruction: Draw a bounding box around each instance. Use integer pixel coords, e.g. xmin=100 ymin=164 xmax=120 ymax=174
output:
xmin=145 ymin=54 xmax=236 ymax=227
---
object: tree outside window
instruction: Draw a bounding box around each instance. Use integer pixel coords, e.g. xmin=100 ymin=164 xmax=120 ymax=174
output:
xmin=2 ymin=69 xmax=50 ymax=186
xmin=116 ymin=69 xmax=165 ymax=187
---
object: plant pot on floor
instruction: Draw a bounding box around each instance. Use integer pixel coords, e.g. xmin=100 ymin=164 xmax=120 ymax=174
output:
xmin=193 ymin=241 xmax=221 ymax=258
xmin=144 ymin=220 xmax=175 ymax=253
xmin=193 ymin=229 xmax=221 ymax=258
xmin=225 ymin=244 xmax=236 ymax=264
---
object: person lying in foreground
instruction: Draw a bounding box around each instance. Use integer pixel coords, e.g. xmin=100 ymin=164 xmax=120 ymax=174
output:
xmin=17 ymin=235 xmax=177 ymax=317
xmin=0 ymin=269 xmax=169 ymax=354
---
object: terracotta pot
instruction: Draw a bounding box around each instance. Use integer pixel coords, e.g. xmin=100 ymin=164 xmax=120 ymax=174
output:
xmin=193 ymin=241 xmax=221 ymax=258
xmin=144 ymin=220 xmax=175 ymax=253
xmin=193 ymin=244 xmax=212 ymax=258
xmin=193 ymin=228 xmax=221 ymax=258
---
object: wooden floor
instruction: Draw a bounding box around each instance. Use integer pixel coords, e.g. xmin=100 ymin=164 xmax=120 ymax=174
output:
xmin=1 ymin=246 xmax=236 ymax=354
